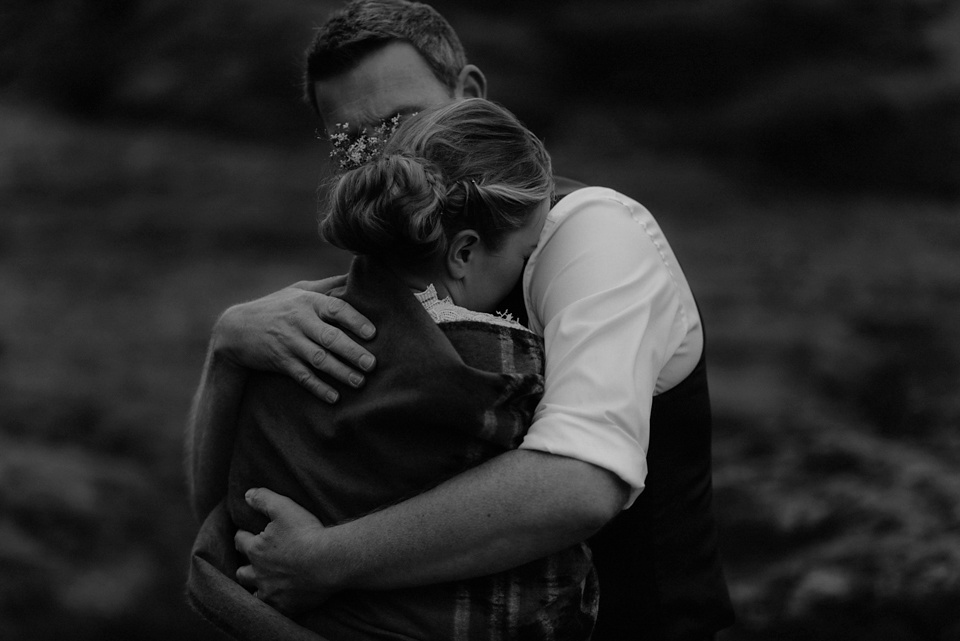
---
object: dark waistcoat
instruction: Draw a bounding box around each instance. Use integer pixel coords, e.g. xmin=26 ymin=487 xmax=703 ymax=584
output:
xmin=498 ymin=178 xmax=735 ymax=640
xmin=589 ymin=347 xmax=735 ymax=640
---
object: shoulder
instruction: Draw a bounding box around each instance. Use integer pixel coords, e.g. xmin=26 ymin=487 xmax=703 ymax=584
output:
xmin=539 ymin=186 xmax=670 ymax=271
xmin=543 ymin=186 xmax=660 ymax=244
xmin=415 ymin=285 xmax=531 ymax=332
xmin=525 ymin=186 xmax=701 ymax=343
xmin=548 ymin=185 xmax=653 ymax=224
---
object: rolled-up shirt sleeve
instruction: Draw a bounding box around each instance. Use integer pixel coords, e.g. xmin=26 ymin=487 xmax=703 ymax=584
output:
xmin=520 ymin=187 xmax=696 ymax=508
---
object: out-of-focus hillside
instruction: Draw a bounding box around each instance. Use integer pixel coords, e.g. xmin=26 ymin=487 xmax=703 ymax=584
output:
xmin=3 ymin=0 xmax=959 ymax=195
xmin=1 ymin=1 xmax=959 ymax=640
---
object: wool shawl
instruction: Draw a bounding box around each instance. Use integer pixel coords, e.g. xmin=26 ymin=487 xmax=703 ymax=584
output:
xmin=188 ymin=256 xmax=596 ymax=641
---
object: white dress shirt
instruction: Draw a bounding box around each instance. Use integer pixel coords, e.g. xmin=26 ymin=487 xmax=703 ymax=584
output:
xmin=520 ymin=187 xmax=703 ymax=508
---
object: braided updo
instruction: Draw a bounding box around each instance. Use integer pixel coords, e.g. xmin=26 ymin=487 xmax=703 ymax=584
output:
xmin=320 ymin=98 xmax=553 ymax=268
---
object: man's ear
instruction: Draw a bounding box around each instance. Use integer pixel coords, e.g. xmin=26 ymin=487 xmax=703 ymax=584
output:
xmin=445 ymin=229 xmax=481 ymax=279
xmin=455 ymin=64 xmax=487 ymax=99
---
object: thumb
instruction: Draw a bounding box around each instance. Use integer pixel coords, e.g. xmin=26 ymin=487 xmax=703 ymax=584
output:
xmin=244 ymin=487 xmax=292 ymax=520
xmin=292 ymin=275 xmax=346 ymax=294
xmin=245 ymin=488 xmax=322 ymax=529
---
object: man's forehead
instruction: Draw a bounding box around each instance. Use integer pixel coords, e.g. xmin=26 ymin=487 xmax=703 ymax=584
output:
xmin=314 ymin=41 xmax=453 ymax=130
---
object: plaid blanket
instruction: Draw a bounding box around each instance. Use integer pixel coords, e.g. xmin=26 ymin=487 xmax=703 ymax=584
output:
xmin=188 ymin=256 xmax=597 ymax=640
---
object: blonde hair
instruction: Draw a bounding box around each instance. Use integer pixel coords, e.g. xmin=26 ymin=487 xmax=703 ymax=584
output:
xmin=320 ymin=99 xmax=552 ymax=267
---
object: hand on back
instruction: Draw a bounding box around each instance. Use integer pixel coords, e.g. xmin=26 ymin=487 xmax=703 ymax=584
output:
xmin=213 ymin=276 xmax=377 ymax=402
xmin=234 ymin=488 xmax=337 ymax=612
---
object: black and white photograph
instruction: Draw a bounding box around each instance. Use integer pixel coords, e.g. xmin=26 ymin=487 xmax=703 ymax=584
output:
xmin=2 ymin=1 xmax=958 ymax=639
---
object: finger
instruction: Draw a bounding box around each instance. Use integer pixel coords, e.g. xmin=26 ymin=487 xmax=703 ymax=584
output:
xmin=316 ymin=296 xmax=376 ymax=343
xmin=236 ymin=564 xmax=257 ymax=589
xmin=291 ymin=275 xmax=347 ymax=294
xmin=288 ymin=361 xmax=342 ymax=404
xmin=244 ymin=487 xmax=301 ymax=522
xmin=302 ymin=318 xmax=376 ymax=377
xmin=235 ymin=529 xmax=257 ymax=557
xmin=286 ymin=333 xmax=366 ymax=392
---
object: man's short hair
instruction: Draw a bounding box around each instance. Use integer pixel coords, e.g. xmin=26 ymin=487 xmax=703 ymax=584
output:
xmin=304 ymin=0 xmax=468 ymax=113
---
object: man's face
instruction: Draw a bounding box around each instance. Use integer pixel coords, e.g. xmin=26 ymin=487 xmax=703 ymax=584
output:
xmin=314 ymin=41 xmax=455 ymax=137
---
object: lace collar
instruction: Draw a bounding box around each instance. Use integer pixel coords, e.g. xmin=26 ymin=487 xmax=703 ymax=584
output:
xmin=413 ymin=284 xmax=528 ymax=331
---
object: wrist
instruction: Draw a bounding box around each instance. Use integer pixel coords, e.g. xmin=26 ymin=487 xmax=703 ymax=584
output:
xmin=303 ymin=522 xmax=362 ymax=594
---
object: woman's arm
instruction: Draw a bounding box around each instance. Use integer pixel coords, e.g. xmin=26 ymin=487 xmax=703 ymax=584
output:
xmin=185 ymin=337 xmax=248 ymax=522
xmin=185 ymin=278 xmax=378 ymax=521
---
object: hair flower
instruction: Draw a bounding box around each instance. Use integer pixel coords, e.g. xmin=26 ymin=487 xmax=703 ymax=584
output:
xmin=327 ymin=113 xmax=409 ymax=172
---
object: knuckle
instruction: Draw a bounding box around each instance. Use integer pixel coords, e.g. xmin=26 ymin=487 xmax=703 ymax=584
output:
xmin=311 ymin=348 xmax=328 ymax=368
xmin=320 ymin=326 xmax=341 ymax=348
xmin=264 ymin=322 xmax=287 ymax=348
xmin=285 ymin=307 xmax=307 ymax=329
xmin=325 ymin=296 xmax=346 ymax=317
xmin=294 ymin=370 xmax=313 ymax=388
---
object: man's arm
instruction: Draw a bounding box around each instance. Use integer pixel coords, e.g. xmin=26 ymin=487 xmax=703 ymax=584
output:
xmin=233 ymin=188 xmax=693 ymax=610
xmin=235 ymin=449 xmax=627 ymax=611
xmin=185 ymin=278 xmax=378 ymax=521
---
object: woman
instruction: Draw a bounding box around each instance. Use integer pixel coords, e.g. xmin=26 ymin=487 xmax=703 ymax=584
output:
xmin=189 ymin=99 xmax=596 ymax=641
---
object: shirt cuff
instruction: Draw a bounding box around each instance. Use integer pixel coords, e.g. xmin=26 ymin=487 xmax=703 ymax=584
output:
xmin=518 ymin=414 xmax=647 ymax=509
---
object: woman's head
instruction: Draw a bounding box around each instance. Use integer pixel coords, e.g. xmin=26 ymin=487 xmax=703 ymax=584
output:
xmin=320 ymin=98 xmax=552 ymax=310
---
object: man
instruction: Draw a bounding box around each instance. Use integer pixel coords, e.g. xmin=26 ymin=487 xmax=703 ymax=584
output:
xmin=186 ymin=1 xmax=734 ymax=639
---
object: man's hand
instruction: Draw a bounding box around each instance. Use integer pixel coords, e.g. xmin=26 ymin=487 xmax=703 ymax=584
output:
xmin=234 ymin=488 xmax=337 ymax=613
xmin=185 ymin=277 xmax=374 ymax=520
xmin=214 ymin=277 xmax=377 ymax=402
xmin=235 ymin=451 xmax=626 ymax=599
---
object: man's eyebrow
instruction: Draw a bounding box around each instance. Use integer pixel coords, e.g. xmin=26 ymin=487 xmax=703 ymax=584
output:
xmin=318 ymin=122 xmax=355 ymax=140
xmin=373 ymin=105 xmax=422 ymax=122
xmin=333 ymin=122 xmax=362 ymax=138
xmin=324 ymin=106 xmax=422 ymax=139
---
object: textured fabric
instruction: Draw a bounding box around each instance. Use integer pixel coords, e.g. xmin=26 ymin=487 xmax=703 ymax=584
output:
xmin=589 ymin=349 xmax=734 ymax=640
xmin=513 ymin=184 xmax=733 ymax=638
xmin=188 ymin=501 xmax=330 ymax=641
xmin=413 ymin=283 xmax=527 ymax=330
xmin=188 ymin=256 xmax=597 ymax=641
xmin=520 ymin=187 xmax=703 ymax=507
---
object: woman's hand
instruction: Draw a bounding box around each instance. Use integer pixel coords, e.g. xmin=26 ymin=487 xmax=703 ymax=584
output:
xmin=234 ymin=488 xmax=339 ymax=613
xmin=213 ymin=277 xmax=377 ymax=402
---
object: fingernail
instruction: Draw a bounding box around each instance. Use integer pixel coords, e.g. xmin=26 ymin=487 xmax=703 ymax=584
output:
xmin=349 ymin=373 xmax=364 ymax=387
xmin=360 ymin=324 xmax=375 ymax=339
xmin=326 ymin=390 xmax=339 ymax=403
xmin=359 ymin=354 xmax=375 ymax=371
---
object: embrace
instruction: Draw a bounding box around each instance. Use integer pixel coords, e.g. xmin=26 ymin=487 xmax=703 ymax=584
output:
xmin=185 ymin=1 xmax=734 ymax=640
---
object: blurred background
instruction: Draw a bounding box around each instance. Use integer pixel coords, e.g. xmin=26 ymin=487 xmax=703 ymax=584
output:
xmin=1 ymin=0 xmax=959 ymax=639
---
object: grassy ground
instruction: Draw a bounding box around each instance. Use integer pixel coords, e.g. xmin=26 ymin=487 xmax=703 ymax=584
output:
xmin=1 ymin=100 xmax=958 ymax=640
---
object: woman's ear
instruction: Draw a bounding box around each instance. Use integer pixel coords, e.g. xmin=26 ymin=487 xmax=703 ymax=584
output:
xmin=445 ymin=229 xmax=480 ymax=279
xmin=455 ymin=64 xmax=487 ymax=99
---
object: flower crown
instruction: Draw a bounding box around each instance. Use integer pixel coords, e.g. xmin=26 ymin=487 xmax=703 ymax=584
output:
xmin=327 ymin=113 xmax=408 ymax=172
